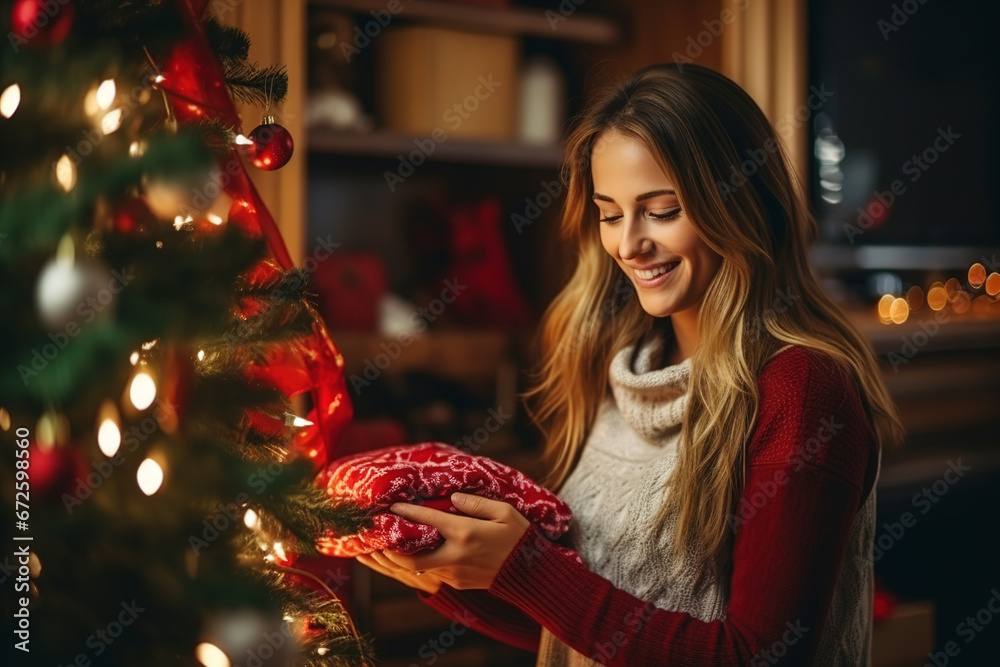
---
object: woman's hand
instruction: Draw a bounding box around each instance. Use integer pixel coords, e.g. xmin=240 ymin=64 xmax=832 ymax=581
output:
xmin=356 ymin=551 xmax=444 ymax=595
xmin=379 ymin=492 xmax=531 ymax=590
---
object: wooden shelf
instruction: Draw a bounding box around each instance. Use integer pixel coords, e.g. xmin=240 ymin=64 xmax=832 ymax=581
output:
xmin=311 ymin=0 xmax=621 ymax=44
xmin=308 ymin=127 xmax=563 ymax=168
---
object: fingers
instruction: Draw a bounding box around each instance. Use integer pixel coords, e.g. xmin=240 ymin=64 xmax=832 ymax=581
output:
xmin=449 ymin=492 xmax=513 ymax=520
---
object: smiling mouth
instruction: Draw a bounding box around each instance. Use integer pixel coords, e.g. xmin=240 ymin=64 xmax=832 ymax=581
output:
xmin=634 ymin=261 xmax=679 ymax=280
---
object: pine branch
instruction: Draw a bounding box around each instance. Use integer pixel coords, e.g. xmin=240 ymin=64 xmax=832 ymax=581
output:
xmin=203 ymin=18 xmax=251 ymax=64
xmin=257 ymin=479 xmax=373 ymax=548
xmin=223 ymin=61 xmax=289 ymax=107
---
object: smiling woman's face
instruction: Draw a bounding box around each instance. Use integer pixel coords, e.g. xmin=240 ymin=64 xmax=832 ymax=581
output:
xmin=591 ymin=131 xmax=722 ymax=320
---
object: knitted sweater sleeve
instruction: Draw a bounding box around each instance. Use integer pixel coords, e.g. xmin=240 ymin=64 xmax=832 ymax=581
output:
xmin=483 ymin=347 xmax=878 ymax=665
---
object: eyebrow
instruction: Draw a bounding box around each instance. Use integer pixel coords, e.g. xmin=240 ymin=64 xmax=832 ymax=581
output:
xmin=592 ymin=189 xmax=676 ymax=203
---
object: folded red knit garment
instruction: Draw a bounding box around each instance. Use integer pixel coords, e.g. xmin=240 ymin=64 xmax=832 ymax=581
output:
xmin=315 ymin=442 xmax=574 ymax=558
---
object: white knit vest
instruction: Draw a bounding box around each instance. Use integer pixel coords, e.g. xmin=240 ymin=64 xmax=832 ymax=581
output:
xmin=536 ymin=335 xmax=878 ymax=666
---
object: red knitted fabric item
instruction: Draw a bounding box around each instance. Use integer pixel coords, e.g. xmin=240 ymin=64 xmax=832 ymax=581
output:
xmin=315 ymin=442 xmax=574 ymax=557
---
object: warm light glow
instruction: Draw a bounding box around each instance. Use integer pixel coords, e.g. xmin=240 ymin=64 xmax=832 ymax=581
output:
xmin=927 ymin=286 xmax=948 ymax=311
xmin=952 ymin=291 xmax=971 ymax=314
xmin=97 ymin=417 xmax=121 ymax=457
xmin=986 ymin=273 xmax=1000 ymax=297
xmin=101 ymin=108 xmax=123 ymax=134
xmin=129 ymin=370 xmax=157 ymax=410
xmin=317 ymin=647 xmax=329 ymax=656
xmin=129 ymin=351 xmax=140 ymax=365
xmin=195 ymin=642 xmax=230 ymax=667
xmin=129 ymin=141 xmax=144 ymax=157
xmin=0 ymin=406 xmax=10 ymax=432
xmin=137 ymin=458 xmax=164 ymax=495
xmin=55 ymin=154 xmax=77 ymax=191
xmin=905 ymin=285 xmax=924 ymax=311
xmin=243 ymin=508 xmax=259 ymax=529
xmin=284 ymin=412 xmax=314 ymax=428
xmin=0 ymin=83 xmax=20 ymax=118
xmin=945 ymin=278 xmax=961 ymax=298
xmin=197 ymin=350 xmax=205 ymax=361
xmin=96 ymin=79 xmax=116 ymax=110
xmin=889 ymin=297 xmax=909 ymax=324
xmin=154 ymin=74 xmax=166 ymax=83
xmin=273 ymin=542 xmax=287 ymax=562
xmin=877 ymin=294 xmax=894 ymax=322
xmin=968 ymin=263 xmax=987 ymax=289
xmin=235 ymin=134 xmax=253 ymax=146
xmin=206 ymin=212 xmax=224 ymax=225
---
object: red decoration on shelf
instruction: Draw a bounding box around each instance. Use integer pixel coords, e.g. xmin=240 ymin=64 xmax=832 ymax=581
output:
xmin=10 ymin=0 xmax=75 ymax=48
xmin=247 ymin=116 xmax=294 ymax=171
xmin=873 ymin=579 xmax=897 ymax=622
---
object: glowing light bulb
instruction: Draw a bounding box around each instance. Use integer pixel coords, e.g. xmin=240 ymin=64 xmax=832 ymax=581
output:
xmin=927 ymin=286 xmax=948 ymax=311
xmin=129 ymin=370 xmax=157 ymax=410
xmin=197 ymin=350 xmax=205 ymax=361
xmin=877 ymin=294 xmax=894 ymax=323
xmin=243 ymin=508 xmax=259 ymax=529
xmin=986 ymin=273 xmax=1000 ymax=297
xmin=969 ymin=263 xmax=987 ymax=289
xmin=97 ymin=418 xmax=121 ymax=457
xmin=137 ymin=458 xmax=164 ymax=495
xmin=101 ymin=108 xmax=123 ymax=134
xmin=195 ymin=642 xmax=230 ymax=667
xmin=55 ymin=154 xmax=76 ymax=191
xmin=129 ymin=351 xmax=140 ymax=365
xmin=96 ymin=79 xmax=116 ymax=110
xmin=0 ymin=83 xmax=20 ymax=118
xmin=889 ymin=297 xmax=909 ymax=324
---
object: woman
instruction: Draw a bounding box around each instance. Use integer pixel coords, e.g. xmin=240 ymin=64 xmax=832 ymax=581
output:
xmin=357 ymin=63 xmax=904 ymax=665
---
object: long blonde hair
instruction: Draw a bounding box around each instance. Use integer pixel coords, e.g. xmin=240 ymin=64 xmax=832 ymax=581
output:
xmin=523 ymin=63 xmax=905 ymax=568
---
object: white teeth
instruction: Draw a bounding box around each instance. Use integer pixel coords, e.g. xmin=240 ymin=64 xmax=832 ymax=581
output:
xmin=636 ymin=262 xmax=678 ymax=280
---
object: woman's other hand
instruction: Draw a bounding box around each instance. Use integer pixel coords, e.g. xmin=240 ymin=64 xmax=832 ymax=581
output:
xmin=356 ymin=551 xmax=444 ymax=595
xmin=378 ymin=492 xmax=531 ymax=590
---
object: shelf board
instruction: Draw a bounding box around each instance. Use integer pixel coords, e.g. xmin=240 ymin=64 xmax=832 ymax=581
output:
xmin=311 ymin=0 xmax=621 ymax=44
xmin=309 ymin=127 xmax=563 ymax=168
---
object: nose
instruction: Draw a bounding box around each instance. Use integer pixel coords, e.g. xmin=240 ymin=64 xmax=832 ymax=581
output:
xmin=619 ymin=217 xmax=653 ymax=260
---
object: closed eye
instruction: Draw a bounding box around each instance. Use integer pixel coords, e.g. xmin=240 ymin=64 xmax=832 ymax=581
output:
xmin=650 ymin=208 xmax=682 ymax=221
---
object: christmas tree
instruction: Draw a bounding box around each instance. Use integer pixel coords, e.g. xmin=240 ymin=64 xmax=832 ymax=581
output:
xmin=0 ymin=0 xmax=372 ymax=664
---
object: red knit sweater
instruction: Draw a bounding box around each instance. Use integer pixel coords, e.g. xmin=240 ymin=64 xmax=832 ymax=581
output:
xmin=419 ymin=346 xmax=880 ymax=665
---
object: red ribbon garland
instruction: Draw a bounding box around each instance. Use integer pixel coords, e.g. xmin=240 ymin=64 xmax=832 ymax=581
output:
xmin=162 ymin=0 xmax=353 ymax=468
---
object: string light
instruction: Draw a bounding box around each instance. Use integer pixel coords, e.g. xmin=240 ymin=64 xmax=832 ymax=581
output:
xmin=197 ymin=350 xmax=205 ymax=361
xmin=129 ymin=369 xmax=157 ymax=410
xmin=195 ymin=642 xmax=230 ymax=667
xmin=876 ymin=294 xmax=894 ymax=324
xmin=283 ymin=412 xmax=313 ymax=428
xmin=889 ymin=297 xmax=909 ymax=324
xmin=97 ymin=400 xmax=122 ymax=457
xmin=137 ymin=457 xmax=164 ymax=495
xmin=0 ymin=406 xmax=9 ymax=432
xmin=101 ymin=108 xmax=123 ymax=134
xmin=130 ymin=351 xmax=140 ymax=365
xmin=0 ymin=83 xmax=20 ymax=118
xmin=55 ymin=154 xmax=77 ymax=191
xmin=243 ymin=508 xmax=259 ymax=529
xmin=927 ymin=285 xmax=948 ymax=311
xmin=986 ymin=273 xmax=1000 ymax=297
xmin=96 ymin=78 xmax=116 ymax=110
xmin=968 ymin=263 xmax=986 ymax=289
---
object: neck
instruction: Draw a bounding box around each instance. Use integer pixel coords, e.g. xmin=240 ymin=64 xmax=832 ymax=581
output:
xmin=666 ymin=307 xmax=699 ymax=366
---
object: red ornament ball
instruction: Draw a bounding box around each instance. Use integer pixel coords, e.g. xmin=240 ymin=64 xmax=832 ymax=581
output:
xmin=10 ymin=0 xmax=75 ymax=48
xmin=247 ymin=116 xmax=294 ymax=171
xmin=29 ymin=442 xmax=85 ymax=500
